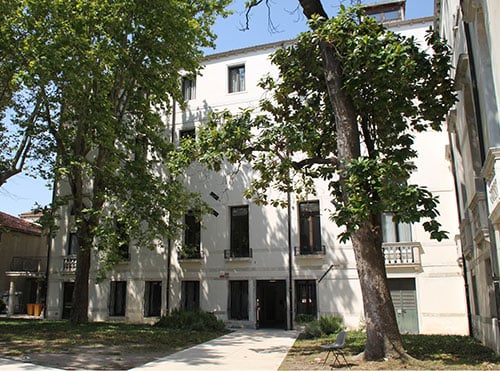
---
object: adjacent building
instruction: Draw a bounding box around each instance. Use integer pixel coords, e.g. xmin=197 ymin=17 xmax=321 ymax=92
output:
xmin=0 ymin=211 xmax=47 ymax=315
xmin=436 ymin=0 xmax=500 ymax=352
xmin=45 ymin=2 xmax=469 ymax=335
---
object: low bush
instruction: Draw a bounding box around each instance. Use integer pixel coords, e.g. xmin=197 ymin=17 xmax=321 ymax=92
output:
xmin=302 ymin=320 xmax=322 ymax=339
xmin=156 ymin=308 xmax=225 ymax=331
xmin=319 ymin=315 xmax=343 ymax=335
xmin=295 ymin=313 xmax=316 ymax=324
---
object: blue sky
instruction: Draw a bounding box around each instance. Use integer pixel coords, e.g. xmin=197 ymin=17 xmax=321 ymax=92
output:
xmin=0 ymin=0 xmax=435 ymax=217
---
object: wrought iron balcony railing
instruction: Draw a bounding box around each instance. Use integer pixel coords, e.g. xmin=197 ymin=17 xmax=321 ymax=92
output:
xmin=9 ymin=256 xmax=47 ymax=272
xmin=224 ymin=248 xmax=253 ymax=259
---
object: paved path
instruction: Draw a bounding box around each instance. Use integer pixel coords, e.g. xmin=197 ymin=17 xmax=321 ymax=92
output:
xmin=0 ymin=329 xmax=298 ymax=371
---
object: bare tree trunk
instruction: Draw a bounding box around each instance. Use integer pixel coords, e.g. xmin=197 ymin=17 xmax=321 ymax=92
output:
xmin=298 ymin=0 xmax=407 ymax=360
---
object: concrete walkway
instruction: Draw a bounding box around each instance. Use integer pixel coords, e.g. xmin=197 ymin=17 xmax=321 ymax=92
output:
xmin=132 ymin=329 xmax=298 ymax=370
xmin=0 ymin=329 xmax=298 ymax=371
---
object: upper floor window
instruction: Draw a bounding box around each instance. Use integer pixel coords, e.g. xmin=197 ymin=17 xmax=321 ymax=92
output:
xmin=382 ymin=213 xmax=412 ymax=242
xmin=228 ymin=65 xmax=245 ymax=93
xmin=230 ymin=206 xmax=249 ymax=257
xmin=299 ymin=201 xmax=322 ymax=254
xmin=180 ymin=128 xmax=195 ymax=141
xmin=182 ymin=211 xmax=201 ymax=258
xmin=182 ymin=77 xmax=196 ymax=100
xmin=67 ymin=232 xmax=79 ymax=255
xmin=363 ymin=1 xmax=404 ymax=23
xmin=116 ymin=220 xmax=130 ymax=261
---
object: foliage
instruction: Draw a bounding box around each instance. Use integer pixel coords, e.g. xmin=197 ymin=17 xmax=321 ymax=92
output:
xmin=198 ymin=5 xmax=455 ymax=242
xmin=302 ymin=320 xmax=323 ymax=339
xmin=295 ymin=313 xmax=316 ymax=324
xmin=155 ymin=308 xmax=226 ymax=332
xmin=318 ymin=315 xmax=343 ymax=335
xmin=301 ymin=315 xmax=343 ymax=338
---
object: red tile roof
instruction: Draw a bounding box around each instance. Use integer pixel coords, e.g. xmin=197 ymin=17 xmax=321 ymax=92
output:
xmin=0 ymin=211 xmax=42 ymax=235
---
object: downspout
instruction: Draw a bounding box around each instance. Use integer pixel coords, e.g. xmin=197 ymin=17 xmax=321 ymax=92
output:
xmin=287 ymin=188 xmax=293 ymax=330
xmin=165 ymin=100 xmax=176 ymax=313
xmin=44 ymin=174 xmax=58 ymax=318
xmin=448 ymin=129 xmax=474 ymax=336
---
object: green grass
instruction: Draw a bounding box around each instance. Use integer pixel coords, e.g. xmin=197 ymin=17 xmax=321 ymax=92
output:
xmin=280 ymin=331 xmax=500 ymax=370
xmin=0 ymin=318 xmax=228 ymax=357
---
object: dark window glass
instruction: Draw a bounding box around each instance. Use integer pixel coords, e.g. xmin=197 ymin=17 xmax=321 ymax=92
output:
xmin=180 ymin=128 xmax=195 ymax=141
xmin=67 ymin=233 xmax=79 ymax=255
xmin=228 ymin=65 xmax=245 ymax=93
xmin=144 ymin=281 xmax=162 ymax=317
xmin=230 ymin=206 xmax=249 ymax=257
xmin=295 ymin=280 xmax=317 ymax=317
xmin=299 ymin=201 xmax=321 ymax=254
xmin=182 ymin=77 xmax=196 ymax=100
xmin=183 ymin=211 xmax=201 ymax=258
xmin=182 ymin=281 xmax=200 ymax=311
xmin=109 ymin=281 xmax=126 ymax=316
xmin=230 ymin=280 xmax=248 ymax=320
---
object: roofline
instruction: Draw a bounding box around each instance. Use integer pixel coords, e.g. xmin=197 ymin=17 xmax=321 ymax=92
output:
xmin=203 ymin=16 xmax=434 ymax=61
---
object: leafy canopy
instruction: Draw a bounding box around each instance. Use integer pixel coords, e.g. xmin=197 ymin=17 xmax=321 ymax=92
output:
xmin=198 ymin=6 xmax=455 ymax=242
xmin=1 ymin=0 xmax=230 ymax=266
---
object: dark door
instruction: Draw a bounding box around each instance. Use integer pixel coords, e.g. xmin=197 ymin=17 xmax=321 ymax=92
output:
xmin=62 ymin=282 xmax=74 ymax=320
xmin=256 ymin=280 xmax=286 ymax=329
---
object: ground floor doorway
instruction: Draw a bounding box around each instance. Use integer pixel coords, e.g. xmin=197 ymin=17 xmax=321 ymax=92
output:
xmin=388 ymin=278 xmax=419 ymax=334
xmin=256 ymin=280 xmax=286 ymax=329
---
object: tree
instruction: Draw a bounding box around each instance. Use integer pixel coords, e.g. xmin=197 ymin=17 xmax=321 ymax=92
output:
xmin=2 ymin=0 xmax=229 ymax=323
xmin=197 ymin=4 xmax=455 ymax=360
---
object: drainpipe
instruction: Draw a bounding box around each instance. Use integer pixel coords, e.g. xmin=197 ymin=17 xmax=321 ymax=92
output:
xmin=165 ymin=100 xmax=176 ymax=313
xmin=287 ymin=186 xmax=293 ymax=330
xmin=43 ymin=180 xmax=58 ymax=318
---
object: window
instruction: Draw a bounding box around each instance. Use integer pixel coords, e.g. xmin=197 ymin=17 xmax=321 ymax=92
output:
xmin=180 ymin=128 xmax=195 ymax=141
xmin=182 ymin=211 xmax=201 ymax=258
xmin=363 ymin=2 xmax=404 ymax=23
xmin=144 ymin=281 xmax=162 ymax=317
xmin=381 ymin=213 xmax=412 ymax=242
xmin=182 ymin=281 xmax=200 ymax=311
xmin=182 ymin=77 xmax=196 ymax=100
xmin=230 ymin=206 xmax=250 ymax=257
xmin=228 ymin=65 xmax=245 ymax=93
xmin=116 ymin=221 xmax=130 ymax=261
xmin=295 ymin=280 xmax=317 ymax=318
xmin=298 ymin=201 xmax=322 ymax=254
xmin=109 ymin=281 xmax=126 ymax=317
xmin=229 ymin=280 xmax=248 ymax=320
xmin=67 ymin=233 xmax=79 ymax=255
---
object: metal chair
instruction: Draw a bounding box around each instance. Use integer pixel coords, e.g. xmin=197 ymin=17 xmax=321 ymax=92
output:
xmin=320 ymin=330 xmax=349 ymax=368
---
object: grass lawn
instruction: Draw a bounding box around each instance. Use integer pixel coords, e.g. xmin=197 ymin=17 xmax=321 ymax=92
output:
xmin=0 ymin=317 xmax=228 ymax=369
xmin=279 ymin=331 xmax=500 ymax=370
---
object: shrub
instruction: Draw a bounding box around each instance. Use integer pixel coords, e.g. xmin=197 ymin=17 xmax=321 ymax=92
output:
xmin=295 ymin=313 xmax=316 ymax=324
xmin=319 ymin=315 xmax=343 ymax=335
xmin=302 ymin=320 xmax=322 ymax=339
xmin=156 ymin=308 xmax=225 ymax=331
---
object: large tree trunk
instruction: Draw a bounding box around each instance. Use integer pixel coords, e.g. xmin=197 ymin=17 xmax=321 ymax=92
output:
xmin=70 ymin=221 xmax=91 ymax=324
xmin=299 ymin=0 xmax=407 ymax=360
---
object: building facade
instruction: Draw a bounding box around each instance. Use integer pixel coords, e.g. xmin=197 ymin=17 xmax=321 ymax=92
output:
xmin=46 ymin=11 xmax=469 ymax=335
xmin=436 ymin=0 xmax=500 ymax=352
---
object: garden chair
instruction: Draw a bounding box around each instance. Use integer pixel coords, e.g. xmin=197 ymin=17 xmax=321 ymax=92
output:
xmin=321 ymin=330 xmax=350 ymax=368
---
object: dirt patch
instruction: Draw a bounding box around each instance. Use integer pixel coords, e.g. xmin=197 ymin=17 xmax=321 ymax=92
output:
xmin=5 ymin=345 xmax=169 ymax=370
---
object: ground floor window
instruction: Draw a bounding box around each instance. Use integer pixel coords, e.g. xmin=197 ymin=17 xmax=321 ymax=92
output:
xmin=295 ymin=280 xmax=317 ymax=319
xmin=182 ymin=281 xmax=200 ymax=311
xmin=109 ymin=281 xmax=126 ymax=316
xmin=144 ymin=281 xmax=162 ymax=317
xmin=62 ymin=282 xmax=74 ymax=320
xmin=229 ymin=280 xmax=248 ymax=320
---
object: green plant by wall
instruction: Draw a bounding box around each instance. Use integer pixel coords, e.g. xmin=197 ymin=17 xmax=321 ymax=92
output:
xmin=319 ymin=315 xmax=344 ymax=335
xmin=155 ymin=308 xmax=225 ymax=331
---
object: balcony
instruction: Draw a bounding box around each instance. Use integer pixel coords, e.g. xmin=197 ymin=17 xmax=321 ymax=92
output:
xmin=224 ymin=248 xmax=252 ymax=260
xmin=6 ymin=256 xmax=47 ymax=278
xmin=178 ymin=247 xmax=204 ymax=261
xmin=383 ymin=242 xmax=422 ymax=270
xmin=63 ymin=255 xmax=77 ymax=272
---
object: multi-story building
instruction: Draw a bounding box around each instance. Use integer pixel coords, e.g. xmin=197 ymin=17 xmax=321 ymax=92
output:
xmin=46 ymin=2 xmax=469 ymax=335
xmin=436 ymin=0 xmax=500 ymax=352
